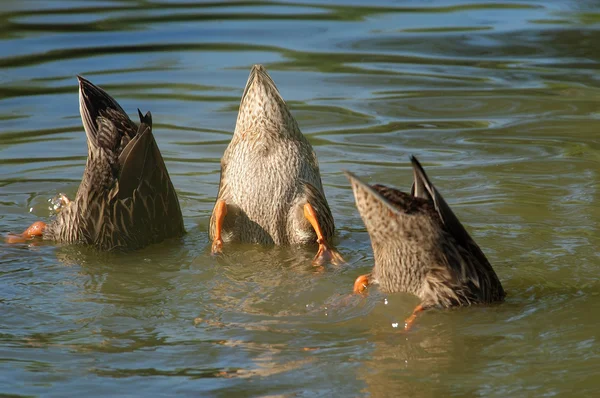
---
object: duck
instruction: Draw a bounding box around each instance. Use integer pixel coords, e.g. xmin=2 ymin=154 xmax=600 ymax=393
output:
xmin=345 ymin=156 xmax=504 ymax=329
xmin=8 ymin=76 xmax=185 ymax=250
xmin=210 ymin=64 xmax=343 ymax=265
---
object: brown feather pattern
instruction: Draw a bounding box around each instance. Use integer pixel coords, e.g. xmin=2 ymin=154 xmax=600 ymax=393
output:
xmin=43 ymin=76 xmax=185 ymax=251
xmin=345 ymin=156 xmax=505 ymax=309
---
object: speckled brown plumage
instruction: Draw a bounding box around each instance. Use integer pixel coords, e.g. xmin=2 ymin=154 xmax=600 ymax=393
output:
xmin=41 ymin=76 xmax=185 ymax=250
xmin=346 ymin=156 xmax=504 ymax=311
xmin=209 ymin=65 xmax=341 ymax=265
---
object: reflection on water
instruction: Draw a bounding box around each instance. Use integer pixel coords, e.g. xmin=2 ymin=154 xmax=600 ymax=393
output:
xmin=1 ymin=0 xmax=600 ymax=396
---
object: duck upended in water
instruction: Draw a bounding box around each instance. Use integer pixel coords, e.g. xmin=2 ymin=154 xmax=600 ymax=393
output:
xmin=10 ymin=76 xmax=185 ymax=250
xmin=345 ymin=156 xmax=504 ymax=329
xmin=210 ymin=65 xmax=343 ymax=265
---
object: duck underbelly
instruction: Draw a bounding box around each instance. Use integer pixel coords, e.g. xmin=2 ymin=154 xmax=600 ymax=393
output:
xmin=227 ymin=173 xmax=297 ymax=245
xmin=226 ymin=175 xmax=318 ymax=245
xmin=220 ymin=139 xmax=324 ymax=245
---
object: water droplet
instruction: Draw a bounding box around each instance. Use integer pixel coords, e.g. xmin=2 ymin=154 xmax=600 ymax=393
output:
xmin=392 ymin=323 xmax=399 ymax=328
xmin=384 ymin=298 xmax=388 ymax=305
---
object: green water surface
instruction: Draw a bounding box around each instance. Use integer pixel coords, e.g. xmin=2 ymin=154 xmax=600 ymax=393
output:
xmin=1 ymin=0 xmax=600 ymax=396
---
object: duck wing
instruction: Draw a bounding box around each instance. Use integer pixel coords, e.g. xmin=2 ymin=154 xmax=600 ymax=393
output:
xmin=76 ymin=76 xmax=184 ymax=250
xmin=409 ymin=156 xmax=470 ymax=245
xmin=410 ymin=156 xmax=504 ymax=301
xmin=113 ymin=111 xmax=185 ymax=243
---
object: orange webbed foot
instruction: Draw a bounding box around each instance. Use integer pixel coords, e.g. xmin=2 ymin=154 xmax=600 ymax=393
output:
xmin=353 ymin=274 xmax=370 ymax=294
xmin=6 ymin=221 xmax=46 ymax=244
xmin=312 ymin=239 xmax=345 ymax=267
xmin=211 ymin=238 xmax=224 ymax=256
xmin=303 ymin=202 xmax=344 ymax=267
xmin=404 ymin=304 xmax=425 ymax=331
xmin=5 ymin=234 xmax=27 ymax=244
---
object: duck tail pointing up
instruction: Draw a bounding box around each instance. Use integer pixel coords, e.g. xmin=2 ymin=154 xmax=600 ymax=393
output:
xmin=234 ymin=65 xmax=300 ymax=139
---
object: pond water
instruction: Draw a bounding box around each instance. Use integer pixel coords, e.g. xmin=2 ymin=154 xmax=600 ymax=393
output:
xmin=1 ymin=0 xmax=600 ymax=396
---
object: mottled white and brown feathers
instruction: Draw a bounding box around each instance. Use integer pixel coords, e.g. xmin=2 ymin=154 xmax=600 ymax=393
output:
xmin=345 ymin=156 xmax=504 ymax=308
xmin=210 ymin=65 xmax=334 ymax=246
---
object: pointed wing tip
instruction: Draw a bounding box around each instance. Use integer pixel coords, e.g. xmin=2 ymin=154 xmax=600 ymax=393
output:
xmin=408 ymin=154 xmax=434 ymax=201
xmin=77 ymin=76 xmax=132 ymax=148
xmin=76 ymin=74 xmax=91 ymax=88
xmin=409 ymin=155 xmax=421 ymax=169
xmin=77 ymin=75 xmax=98 ymax=100
xmin=137 ymin=108 xmax=152 ymax=126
